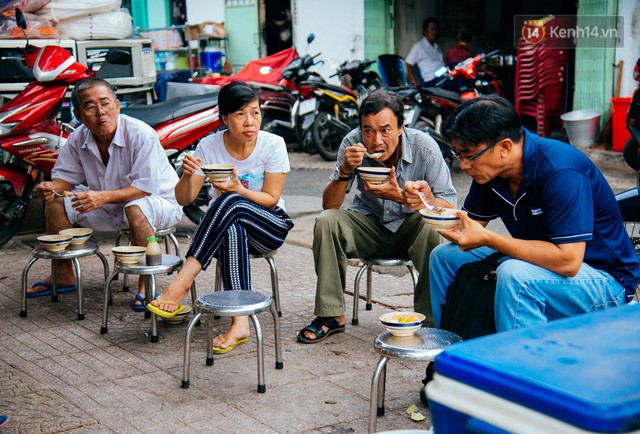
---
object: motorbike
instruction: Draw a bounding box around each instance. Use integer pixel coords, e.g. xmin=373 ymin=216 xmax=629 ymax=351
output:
xmin=403 ymin=50 xmax=503 ymax=166
xmin=618 ymin=58 xmax=640 ymax=258
xmin=308 ymin=59 xmax=382 ymax=161
xmin=334 ymin=58 xmax=383 ymax=104
xmin=0 ymin=9 xmax=222 ymax=247
xmin=254 ymin=39 xmax=325 ymax=155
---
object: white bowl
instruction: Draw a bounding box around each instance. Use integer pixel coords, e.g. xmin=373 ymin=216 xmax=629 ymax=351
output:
xmin=419 ymin=207 xmax=462 ymax=231
xmin=162 ymin=305 xmax=193 ymax=325
xmin=38 ymin=234 xmax=72 ymax=252
xmin=379 ymin=311 xmax=425 ymax=337
xmin=201 ymin=164 xmax=234 ymax=182
xmin=59 ymin=228 xmax=93 ymax=245
xmin=357 ymin=167 xmax=391 ymax=184
xmin=112 ymin=246 xmax=146 ymax=264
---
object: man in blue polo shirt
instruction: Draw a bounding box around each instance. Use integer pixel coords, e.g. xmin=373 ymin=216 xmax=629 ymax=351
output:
xmin=404 ymin=95 xmax=639 ymax=331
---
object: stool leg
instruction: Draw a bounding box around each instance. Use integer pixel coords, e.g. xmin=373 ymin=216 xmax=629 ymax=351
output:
xmin=366 ymin=265 xmax=373 ymax=311
xmin=181 ymin=312 xmax=202 ymax=389
xmin=148 ymin=275 xmax=158 ymax=343
xmin=269 ymin=303 xmax=283 ymax=369
xmin=378 ymin=362 xmax=387 ymax=416
xmin=122 ymin=270 xmax=130 ymax=292
xmin=20 ymin=257 xmax=38 ymax=317
xmin=190 ymin=283 xmax=201 ymax=327
xmin=206 ymin=314 xmax=214 ymax=366
xmin=168 ymin=233 xmax=181 ymax=257
xmin=265 ymin=256 xmax=281 ymax=317
xmin=101 ymin=271 xmax=119 ymax=334
xmin=213 ymin=262 xmax=221 ymax=319
xmin=352 ymin=263 xmax=367 ymax=326
xmin=369 ymin=356 xmax=389 ymax=433
xmin=250 ymin=314 xmax=266 ymax=393
xmin=96 ymin=251 xmax=110 ymax=281
xmin=408 ymin=264 xmax=418 ymax=290
xmin=51 ymin=260 xmax=59 ymax=302
xmin=72 ymin=257 xmax=84 ymax=320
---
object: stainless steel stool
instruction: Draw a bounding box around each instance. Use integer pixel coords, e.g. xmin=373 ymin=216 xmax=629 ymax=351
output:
xmin=214 ymin=250 xmax=282 ymax=317
xmin=115 ymin=226 xmax=181 ymax=292
xmin=181 ymin=290 xmax=283 ymax=393
xmin=20 ymin=241 xmax=109 ymax=320
xmin=369 ymin=328 xmax=462 ymax=433
xmin=352 ymin=257 xmax=418 ymax=325
xmin=101 ymin=254 xmax=196 ymax=343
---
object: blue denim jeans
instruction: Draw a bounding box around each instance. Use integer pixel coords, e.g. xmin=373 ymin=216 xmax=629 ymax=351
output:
xmin=429 ymin=243 xmax=629 ymax=331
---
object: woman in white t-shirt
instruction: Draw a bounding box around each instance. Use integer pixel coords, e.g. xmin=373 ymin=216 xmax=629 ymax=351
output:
xmin=149 ymin=82 xmax=294 ymax=353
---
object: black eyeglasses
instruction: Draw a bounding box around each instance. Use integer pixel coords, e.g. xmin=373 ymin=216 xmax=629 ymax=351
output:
xmin=451 ymin=140 xmax=500 ymax=164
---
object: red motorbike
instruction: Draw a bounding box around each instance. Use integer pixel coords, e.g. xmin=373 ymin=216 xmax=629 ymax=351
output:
xmin=0 ymin=9 xmax=222 ymax=247
xmin=404 ymin=50 xmax=502 ymax=165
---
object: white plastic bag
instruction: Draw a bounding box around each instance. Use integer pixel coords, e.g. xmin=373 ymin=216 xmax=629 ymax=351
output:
xmin=36 ymin=0 xmax=120 ymax=23
xmin=0 ymin=11 xmax=57 ymax=38
xmin=56 ymin=8 xmax=132 ymax=40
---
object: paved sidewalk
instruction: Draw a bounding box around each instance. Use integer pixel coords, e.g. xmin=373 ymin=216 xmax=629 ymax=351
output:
xmin=0 ymin=148 xmax=635 ymax=433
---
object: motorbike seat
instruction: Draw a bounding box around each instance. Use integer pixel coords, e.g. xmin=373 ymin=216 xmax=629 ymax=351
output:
xmin=120 ymin=93 xmax=219 ymax=127
xmin=421 ymin=87 xmax=462 ymax=103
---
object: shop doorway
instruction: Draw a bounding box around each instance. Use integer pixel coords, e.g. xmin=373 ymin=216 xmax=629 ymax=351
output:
xmin=264 ymin=0 xmax=292 ymax=55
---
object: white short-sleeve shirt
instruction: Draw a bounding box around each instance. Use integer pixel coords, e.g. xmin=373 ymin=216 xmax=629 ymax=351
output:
xmin=406 ymin=36 xmax=445 ymax=83
xmin=52 ymin=114 xmax=181 ymax=227
xmin=194 ymin=130 xmax=290 ymax=209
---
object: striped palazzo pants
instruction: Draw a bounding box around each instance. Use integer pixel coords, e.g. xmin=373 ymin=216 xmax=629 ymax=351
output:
xmin=187 ymin=193 xmax=294 ymax=291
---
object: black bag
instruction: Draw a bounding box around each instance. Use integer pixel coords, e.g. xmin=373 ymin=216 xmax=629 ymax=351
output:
xmin=420 ymin=252 xmax=505 ymax=405
xmin=439 ymin=251 xmax=505 ymax=339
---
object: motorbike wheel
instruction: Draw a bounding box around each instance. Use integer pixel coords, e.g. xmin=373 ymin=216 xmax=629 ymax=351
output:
xmin=414 ymin=120 xmax=453 ymax=167
xmin=623 ymin=138 xmax=640 ymax=171
xmin=0 ymin=181 xmax=31 ymax=249
xmin=311 ymin=114 xmax=343 ymax=162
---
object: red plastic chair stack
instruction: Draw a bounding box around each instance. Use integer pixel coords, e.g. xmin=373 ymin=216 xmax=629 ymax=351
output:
xmin=515 ymin=18 xmax=570 ymax=137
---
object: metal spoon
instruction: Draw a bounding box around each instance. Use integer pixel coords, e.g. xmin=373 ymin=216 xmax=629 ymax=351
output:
xmin=365 ymin=151 xmax=383 ymax=160
xmin=418 ymin=191 xmax=445 ymax=214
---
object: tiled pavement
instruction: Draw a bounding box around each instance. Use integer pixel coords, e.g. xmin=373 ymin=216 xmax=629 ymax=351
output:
xmin=0 ymin=148 xmax=635 ymax=433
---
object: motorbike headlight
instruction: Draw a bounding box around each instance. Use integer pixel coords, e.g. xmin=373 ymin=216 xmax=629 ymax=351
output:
xmin=0 ymin=122 xmax=19 ymax=137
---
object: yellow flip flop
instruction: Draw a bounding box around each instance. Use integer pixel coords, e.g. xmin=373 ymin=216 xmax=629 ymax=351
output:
xmin=212 ymin=336 xmax=249 ymax=354
xmin=146 ymin=302 xmax=185 ymax=318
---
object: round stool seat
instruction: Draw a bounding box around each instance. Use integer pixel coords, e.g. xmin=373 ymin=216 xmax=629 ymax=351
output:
xmin=374 ymin=328 xmax=462 ymax=361
xmin=363 ymin=257 xmax=412 ymax=267
xmin=33 ymin=241 xmax=101 ymax=260
xmin=197 ymin=290 xmax=272 ymax=316
xmin=114 ymin=254 xmax=182 ymax=276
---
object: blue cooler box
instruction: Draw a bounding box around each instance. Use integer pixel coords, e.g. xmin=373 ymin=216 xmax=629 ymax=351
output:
xmin=427 ymin=304 xmax=640 ymax=433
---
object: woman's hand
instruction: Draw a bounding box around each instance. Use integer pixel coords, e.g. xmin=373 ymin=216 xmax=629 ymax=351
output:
xmin=212 ymin=167 xmax=244 ymax=194
xmin=181 ymin=154 xmax=202 ymax=177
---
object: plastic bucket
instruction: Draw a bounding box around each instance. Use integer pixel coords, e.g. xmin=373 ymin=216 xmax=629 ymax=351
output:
xmin=611 ymin=97 xmax=631 ymax=152
xmin=202 ymin=47 xmax=225 ymax=72
xmin=560 ymin=109 xmax=601 ymax=148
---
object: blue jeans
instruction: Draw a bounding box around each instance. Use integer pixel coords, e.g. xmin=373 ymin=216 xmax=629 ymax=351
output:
xmin=429 ymin=243 xmax=629 ymax=331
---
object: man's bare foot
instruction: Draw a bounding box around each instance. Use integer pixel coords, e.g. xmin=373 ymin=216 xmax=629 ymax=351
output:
xmin=28 ymin=276 xmax=76 ymax=295
xmin=212 ymin=316 xmax=251 ymax=350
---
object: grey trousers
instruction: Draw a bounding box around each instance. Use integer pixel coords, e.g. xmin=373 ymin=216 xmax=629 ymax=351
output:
xmin=312 ymin=209 xmax=441 ymax=324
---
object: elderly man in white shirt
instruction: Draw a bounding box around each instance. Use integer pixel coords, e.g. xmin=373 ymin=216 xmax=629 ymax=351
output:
xmin=33 ymin=78 xmax=182 ymax=311
xmin=406 ymin=17 xmax=445 ymax=86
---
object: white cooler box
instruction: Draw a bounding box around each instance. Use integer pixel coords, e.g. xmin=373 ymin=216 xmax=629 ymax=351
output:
xmin=427 ymin=304 xmax=640 ymax=433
